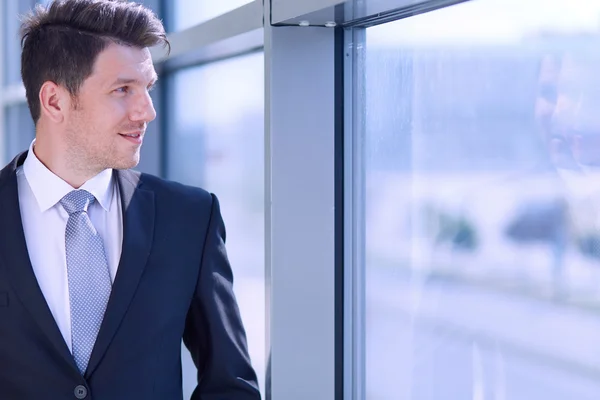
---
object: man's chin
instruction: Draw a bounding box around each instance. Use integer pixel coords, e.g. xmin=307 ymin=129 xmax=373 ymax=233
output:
xmin=112 ymin=156 xmax=140 ymax=171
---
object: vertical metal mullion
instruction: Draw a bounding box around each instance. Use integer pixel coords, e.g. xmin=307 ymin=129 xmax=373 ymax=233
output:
xmin=353 ymin=26 xmax=367 ymax=400
xmin=343 ymin=25 xmax=356 ymax=400
xmin=0 ymin=0 xmax=7 ymax=166
xmin=265 ymin=0 xmax=338 ymax=398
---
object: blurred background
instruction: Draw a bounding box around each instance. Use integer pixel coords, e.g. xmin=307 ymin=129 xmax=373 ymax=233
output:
xmin=4 ymin=0 xmax=600 ymax=399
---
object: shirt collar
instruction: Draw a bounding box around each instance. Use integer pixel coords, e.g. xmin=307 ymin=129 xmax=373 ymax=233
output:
xmin=23 ymin=140 xmax=115 ymax=212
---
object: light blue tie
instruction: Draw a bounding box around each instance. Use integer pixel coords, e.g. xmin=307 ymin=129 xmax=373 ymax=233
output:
xmin=61 ymin=190 xmax=112 ymax=374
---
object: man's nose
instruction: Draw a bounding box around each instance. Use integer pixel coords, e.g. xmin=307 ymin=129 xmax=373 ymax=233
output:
xmin=130 ymin=91 xmax=156 ymax=123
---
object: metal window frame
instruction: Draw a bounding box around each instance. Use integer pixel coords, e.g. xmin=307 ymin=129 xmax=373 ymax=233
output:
xmin=150 ymin=1 xmax=263 ymax=63
xmin=343 ymin=20 xmax=367 ymax=400
xmin=271 ymin=0 xmax=345 ymax=24
xmin=0 ymin=0 xmax=5 ymax=165
xmin=263 ymin=0 xmax=342 ymax=398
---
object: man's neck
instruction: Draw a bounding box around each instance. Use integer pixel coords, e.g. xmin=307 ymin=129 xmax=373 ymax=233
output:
xmin=32 ymin=138 xmax=96 ymax=189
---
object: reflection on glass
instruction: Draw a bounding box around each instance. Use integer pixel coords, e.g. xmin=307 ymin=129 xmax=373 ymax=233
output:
xmin=172 ymin=0 xmax=254 ymax=31
xmin=362 ymin=0 xmax=600 ymax=399
xmin=166 ymin=51 xmax=265 ymax=398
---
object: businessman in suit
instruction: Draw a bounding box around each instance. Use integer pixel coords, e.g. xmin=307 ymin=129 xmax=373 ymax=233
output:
xmin=0 ymin=0 xmax=260 ymax=399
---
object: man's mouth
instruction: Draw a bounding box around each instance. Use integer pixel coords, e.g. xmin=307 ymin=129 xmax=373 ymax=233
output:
xmin=119 ymin=131 xmax=144 ymax=143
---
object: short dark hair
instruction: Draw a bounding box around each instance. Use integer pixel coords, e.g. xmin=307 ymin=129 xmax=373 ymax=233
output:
xmin=20 ymin=0 xmax=170 ymax=123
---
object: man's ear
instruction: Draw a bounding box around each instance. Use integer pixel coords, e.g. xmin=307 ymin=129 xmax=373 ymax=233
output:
xmin=39 ymin=81 xmax=70 ymax=123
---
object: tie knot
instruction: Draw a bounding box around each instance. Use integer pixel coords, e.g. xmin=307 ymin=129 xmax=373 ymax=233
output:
xmin=60 ymin=190 xmax=96 ymax=215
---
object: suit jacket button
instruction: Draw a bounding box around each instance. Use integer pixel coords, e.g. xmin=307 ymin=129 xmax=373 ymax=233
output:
xmin=74 ymin=385 xmax=88 ymax=399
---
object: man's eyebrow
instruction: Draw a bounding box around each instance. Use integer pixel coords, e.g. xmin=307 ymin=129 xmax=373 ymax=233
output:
xmin=112 ymin=75 xmax=158 ymax=87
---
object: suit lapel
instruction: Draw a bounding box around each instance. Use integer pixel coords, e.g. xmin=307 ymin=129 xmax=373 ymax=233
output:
xmin=0 ymin=152 xmax=79 ymax=372
xmin=86 ymin=169 xmax=155 ymax=378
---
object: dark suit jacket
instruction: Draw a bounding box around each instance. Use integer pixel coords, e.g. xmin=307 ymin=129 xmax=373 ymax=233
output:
xmin=0 ymin=152 xmax=260 ymax=399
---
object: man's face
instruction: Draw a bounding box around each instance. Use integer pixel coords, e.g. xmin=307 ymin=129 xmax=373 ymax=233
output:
xmin=535 ymin=55 xmax=572 ymax=167
xmin=551 ymin=54 xmax=600 ymax=167
xmin=63 ymin=42 xmax=157 ymax=172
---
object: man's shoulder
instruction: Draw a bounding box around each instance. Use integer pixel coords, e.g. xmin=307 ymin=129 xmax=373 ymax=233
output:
xmin=122 ymin=170 xmax=213 ymax=207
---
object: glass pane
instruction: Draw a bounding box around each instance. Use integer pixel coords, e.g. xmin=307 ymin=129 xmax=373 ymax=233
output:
xmin=172 ymin=0 xmax=254 ymax=31
xmin=3 ymin=0 xmax=37 ymax=86
xmin=165 ymin=52 xmax=265 ymax=398
xmin=5 ymin=103 xmax=35 ymax=162
xmin=361 ymin=0 xmax=432 ymax=18
xmin=362 ymin=0 xmax=600 ymax=399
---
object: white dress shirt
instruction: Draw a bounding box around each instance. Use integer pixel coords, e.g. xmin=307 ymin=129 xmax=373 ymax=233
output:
xmin=16 ymin=140 xmax=123 ymax=352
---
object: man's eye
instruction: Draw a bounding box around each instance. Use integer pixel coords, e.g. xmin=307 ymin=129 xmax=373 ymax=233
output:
xmin=115 ymin=86 xmax=129 ymax=93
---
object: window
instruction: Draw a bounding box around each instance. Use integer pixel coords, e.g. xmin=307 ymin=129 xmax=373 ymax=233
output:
xmin=171 ymin=0 xmax=254 ymax=31
xmin=4 ymin=103 xmax=35 ymax=162
xmin=165 ymin=51 xmax=265 ymax=398
xmin=2 ymin=0 xmax=38 ymax=86
xmin=356 ymin=0 xmax=600 ymax=399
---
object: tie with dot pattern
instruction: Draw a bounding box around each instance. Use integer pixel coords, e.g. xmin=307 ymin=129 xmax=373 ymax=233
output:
xmin=60 ymin=190 xmax=112 ymax=374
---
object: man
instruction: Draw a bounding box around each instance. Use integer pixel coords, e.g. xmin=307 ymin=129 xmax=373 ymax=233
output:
xmin=0 ymin=0 xmax=260 ymax=399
